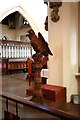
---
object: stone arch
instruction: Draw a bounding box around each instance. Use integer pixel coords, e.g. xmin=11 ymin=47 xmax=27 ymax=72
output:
xmin=0 ymin=5 xmax=39 ymax=35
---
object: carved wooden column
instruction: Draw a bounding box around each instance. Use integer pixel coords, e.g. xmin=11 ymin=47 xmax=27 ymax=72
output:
xmin=31 ymin=53 xmax=44 ymax=104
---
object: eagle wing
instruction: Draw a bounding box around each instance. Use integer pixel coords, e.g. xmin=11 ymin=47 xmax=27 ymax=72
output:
xmin=38 ymin=32 xmax=53 ymax=56
xmin=26 ymin=29 xmax=53 ymax=56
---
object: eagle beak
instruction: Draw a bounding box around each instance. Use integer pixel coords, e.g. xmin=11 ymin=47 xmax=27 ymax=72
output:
xmin=26 ymin=29 xmax=32 ymax=37
xmin=26 ymin=33 xmax=29 ymax=37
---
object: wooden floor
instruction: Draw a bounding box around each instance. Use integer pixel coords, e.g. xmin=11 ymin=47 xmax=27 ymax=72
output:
xmin=1 ymin=72 xmax=57 ymax=119
xmin=1 ymin=72 xmax=80 ymax=119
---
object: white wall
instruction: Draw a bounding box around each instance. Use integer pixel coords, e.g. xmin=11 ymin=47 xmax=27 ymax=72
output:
xmin=78 ymin=2 xmax=80 ymax=69
xmin=78 ymin=2 xmax=80 ymax=93
xmin=0 ymin=24 xmax=16 ymax=40
xmin=48 ymin=4 xmax=63 ymax=86
xmin=0 ymin=10 xmax=32 ymax=41
xmin=15 ymin=13 xmax=31 ymax=41
xmin=0 ymin=0 xmax=48 ymax=42
xmin=0 ymin=23 xmax=31 ymax=41
xmin=48 ymin=2 xmax=78 ymax=102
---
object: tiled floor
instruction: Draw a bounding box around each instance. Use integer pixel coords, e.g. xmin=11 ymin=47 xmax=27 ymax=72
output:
xmin=1 ymin=72 xmax=58 ymax=119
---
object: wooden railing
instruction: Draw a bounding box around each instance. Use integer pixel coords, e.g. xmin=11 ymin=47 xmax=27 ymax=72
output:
xmin=0 ymin=92 xmax=79 ymax=120
xmin=0 ymin=40 xmax=33 ymax=59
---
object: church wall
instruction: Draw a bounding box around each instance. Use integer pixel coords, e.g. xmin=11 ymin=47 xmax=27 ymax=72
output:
xmin=0 ymin=24 xmax=30 ymax=41
xmin=78 ymin=2 xmax=80 ymax=94
xmin=78 ymin=2 xmax=80 ymax=70
xmin=48 ymin=2 xmax=78 ymax=102
xmin=0 ymin=0 xmax=48 ymax=41
xmin=0 ymin=24 xmax=16 ymax=40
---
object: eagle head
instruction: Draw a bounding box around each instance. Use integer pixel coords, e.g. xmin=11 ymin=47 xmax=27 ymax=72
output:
xmin=26 ymin=29 xmax=35 ymax=37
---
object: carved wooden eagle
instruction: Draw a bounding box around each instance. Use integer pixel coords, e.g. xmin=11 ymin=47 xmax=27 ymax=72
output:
xmin=26 ymin=29 xmax=53 ymax=56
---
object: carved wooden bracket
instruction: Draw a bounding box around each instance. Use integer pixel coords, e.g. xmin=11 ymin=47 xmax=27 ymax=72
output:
xmin=49 ymin=2 xmax=62 ymax=22
xmin=44 ymin=1 xmax=62 ymax=31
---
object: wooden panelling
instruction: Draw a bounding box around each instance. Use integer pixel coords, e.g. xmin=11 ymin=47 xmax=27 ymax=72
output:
xmin=8 ymin=58 xmax=27 ymax=74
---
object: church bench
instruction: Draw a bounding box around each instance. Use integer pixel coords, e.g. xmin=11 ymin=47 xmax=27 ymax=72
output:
xmin=8 ymin=58 xmax=28 ymax=74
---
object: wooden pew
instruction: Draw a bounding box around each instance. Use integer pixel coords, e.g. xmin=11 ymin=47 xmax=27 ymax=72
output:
xmin=8 ymin=58 xmax=28 ymax=74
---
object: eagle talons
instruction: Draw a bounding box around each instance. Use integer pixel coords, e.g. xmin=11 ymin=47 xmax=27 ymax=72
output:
xmin=32 ymin=52 xmax=43 ymax=63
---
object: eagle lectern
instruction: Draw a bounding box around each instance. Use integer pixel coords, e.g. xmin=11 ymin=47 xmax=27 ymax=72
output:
xmin=26 ymin=29 xmax=53 ymax=104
